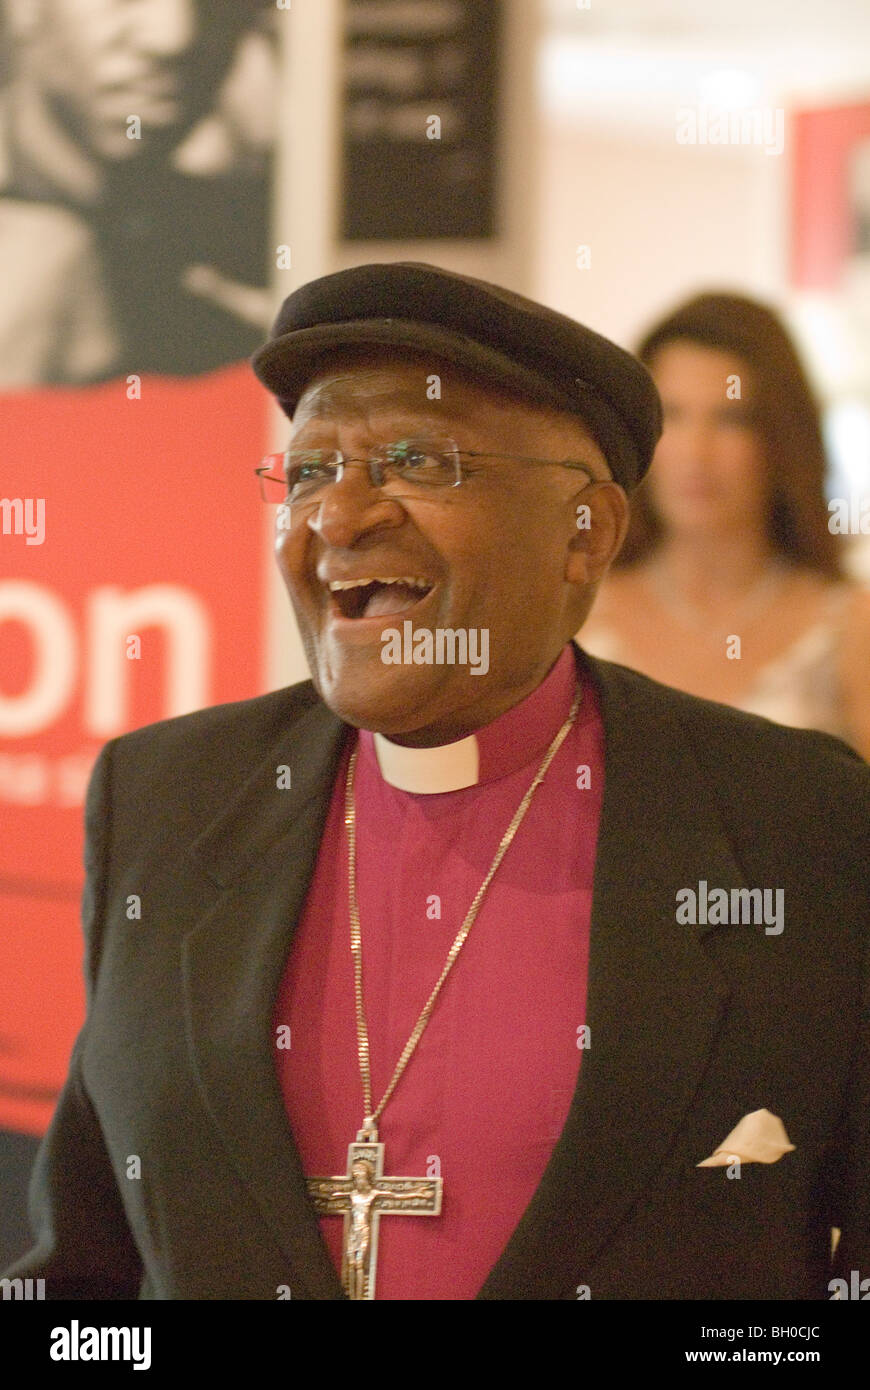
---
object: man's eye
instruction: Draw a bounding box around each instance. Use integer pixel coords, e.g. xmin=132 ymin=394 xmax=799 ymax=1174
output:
xmin=288 ymin=456 xmax=333 ymax=485
xmin=391 ymin=442 xmax=447 ymax=471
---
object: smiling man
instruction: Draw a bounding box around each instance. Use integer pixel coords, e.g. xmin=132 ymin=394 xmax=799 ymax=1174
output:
xmin=4 ymin=262 xmax=869 ymax=1302
xmin=265 ymin=346 xmax=624 ymax=741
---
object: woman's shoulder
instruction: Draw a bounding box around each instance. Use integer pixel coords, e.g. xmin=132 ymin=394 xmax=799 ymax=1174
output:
xmin=835 ymin=577 xmax=870 ymax=660
xmin=830 ymin=578 xmax=870 ymax=761
xmin=839 ymin=577 xmax=870 ymax=622
xmin=784 ymin=568 xmax=868 ymax=623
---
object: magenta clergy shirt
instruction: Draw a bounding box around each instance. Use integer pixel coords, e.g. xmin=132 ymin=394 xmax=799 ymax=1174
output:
xmin=272 ymin=644 xmax=605 ymax=1299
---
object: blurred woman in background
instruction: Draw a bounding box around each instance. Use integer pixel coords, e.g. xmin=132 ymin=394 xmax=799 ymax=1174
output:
xmin=580 ymin=292 xmax=870 ymax=760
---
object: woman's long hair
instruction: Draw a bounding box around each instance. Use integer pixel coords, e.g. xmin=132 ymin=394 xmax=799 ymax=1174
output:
xmin=616 ymin=292 xmax=842 ymax=578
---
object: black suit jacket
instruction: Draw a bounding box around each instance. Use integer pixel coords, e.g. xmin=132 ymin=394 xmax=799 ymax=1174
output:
xmin=5 ymin=644 xmax=869 ymax=1299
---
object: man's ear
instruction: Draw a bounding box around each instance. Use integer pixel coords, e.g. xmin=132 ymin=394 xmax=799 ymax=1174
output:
xmin=565 ymin=481 xmax=629 ymax=587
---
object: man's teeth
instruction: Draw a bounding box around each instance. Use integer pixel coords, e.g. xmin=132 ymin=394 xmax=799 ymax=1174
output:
xmin=327 ymin=577 xmax=430 ymax=591
xmin=327 ymin=575 xmax=433 ymax=621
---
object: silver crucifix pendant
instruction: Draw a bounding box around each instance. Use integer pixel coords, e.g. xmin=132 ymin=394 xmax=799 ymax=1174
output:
xmin=306 ymin=1119 xmax=443 ymax=1300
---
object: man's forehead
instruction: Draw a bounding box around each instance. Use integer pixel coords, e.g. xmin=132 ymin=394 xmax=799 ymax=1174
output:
xmin=292 ymin=353 xmax=492 ymax=418
xmin=291 ymin=357 xmax=575 ymax=434
xmin=288 ymin=354 xmax=609 ymax=471
xmin=294 ymin=365 xmax=446 ymax=416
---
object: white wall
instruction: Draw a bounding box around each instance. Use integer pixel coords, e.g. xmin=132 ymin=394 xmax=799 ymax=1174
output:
xmin=533 ymin=121 xmax=787 ymax=352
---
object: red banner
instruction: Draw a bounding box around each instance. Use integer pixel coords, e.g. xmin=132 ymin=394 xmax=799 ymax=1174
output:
xmin=791 ymin=102 xmax=870 ymax=289
xmin=1 ymin=365 xmax=268 ymax=1133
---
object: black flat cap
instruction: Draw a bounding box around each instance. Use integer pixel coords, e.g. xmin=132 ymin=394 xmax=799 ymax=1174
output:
xmin=251 ymin=262 xmax=662 ymax=490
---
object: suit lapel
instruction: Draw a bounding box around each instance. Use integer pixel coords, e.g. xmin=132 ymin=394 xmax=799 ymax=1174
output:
xmin=183 ymin=648 xmax=745 ymax=1300
xmin=184 ymin=695 xmax=349 ymax=1299
xmin=478 ymin=646 xmax=740 ymax=1298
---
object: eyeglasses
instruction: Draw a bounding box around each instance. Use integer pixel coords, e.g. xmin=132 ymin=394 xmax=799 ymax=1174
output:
xmin=255 ymin=436 xmax=599 ymax=508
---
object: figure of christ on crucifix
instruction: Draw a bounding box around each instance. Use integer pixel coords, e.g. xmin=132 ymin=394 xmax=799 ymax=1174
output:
xmin=307 ymin=1141 xmax=442 ymax=1300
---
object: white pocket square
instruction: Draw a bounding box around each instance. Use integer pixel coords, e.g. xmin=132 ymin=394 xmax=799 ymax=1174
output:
xmin=696 ymin=1108 xmax=796 ymax=1167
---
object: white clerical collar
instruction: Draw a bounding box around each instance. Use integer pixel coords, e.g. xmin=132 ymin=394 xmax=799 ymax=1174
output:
xmin=359 ymin=647 xmax=584 ymax=794
xmin=362 ymin=646 xmax=583 ymax=794
xmin=372 ymin=730 xmax=480 ymax=794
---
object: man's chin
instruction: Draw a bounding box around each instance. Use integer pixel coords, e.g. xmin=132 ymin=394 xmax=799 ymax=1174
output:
xmin=318 ymin=683 xmax=439 ymax=738
xmin=311 ymin=661 xmax=457 ymax=738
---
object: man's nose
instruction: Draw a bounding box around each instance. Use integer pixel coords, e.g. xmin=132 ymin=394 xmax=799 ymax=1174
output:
xmin=305 ymin=464 xmax=403 ymax=546
xmin=133 ymin=0 xmax=196 ymax=57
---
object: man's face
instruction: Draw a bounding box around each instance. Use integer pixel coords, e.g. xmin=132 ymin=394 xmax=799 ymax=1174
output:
xmin=10 ymin=0 xmax=243 ymax=159
xmin=273 ymin=352 xmax=626 ymax=745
